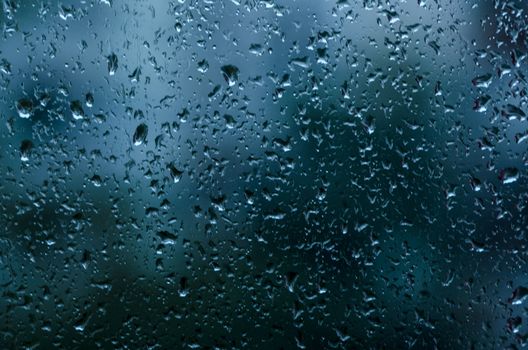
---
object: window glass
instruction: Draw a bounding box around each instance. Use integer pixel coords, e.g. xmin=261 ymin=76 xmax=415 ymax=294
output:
xmin=0 ymin=1 xmax=526 ymax=348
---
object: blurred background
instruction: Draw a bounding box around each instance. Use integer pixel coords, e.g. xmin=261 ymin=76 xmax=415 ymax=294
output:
xmin=0 ymin=0 xmax=527 ymax=348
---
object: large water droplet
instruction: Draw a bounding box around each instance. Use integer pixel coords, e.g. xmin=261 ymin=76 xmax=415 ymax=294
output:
xmin=20 ymin=140 xmax=33 ymax=162
xmin=221 ymin=65 xmax=239 ymax=86
xmin=107 ymin=53 xmax=118 ymax=76
xmin=168 ymin=163 xmax=183 ymax=183
xmin=133 ymin=123 xmax=148 ymax=146
xmin=16 ymin=99 xmax=33 ymax=118
xmin=499 ymin=168 xmax=519 ymax=184
xmin=509 ymin=286 xmax=528 ymax=305
xmin=472 ymin=73 xmax=492 ymax=88
xmin=70 ymin=100 xmax=85 ymax=120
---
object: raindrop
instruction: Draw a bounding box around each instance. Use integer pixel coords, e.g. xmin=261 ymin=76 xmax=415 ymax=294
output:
xmin=107 ymin=53 xmax=118 ymax=76
xmin=70 ymin=100 xmax=85 ymax=120
xmin=168 ymin=163 xmax=183 ymax=183
xmin=221 ymin=65 xmax=239 ymax=86
xmin=133 ymin=123 xmax=148 ymax=146
xmin=85 ymin=93 xmax=94 ymax=107
xmin=90 ymin=175 xmax=102 ymax=187
xmin=499 ymin=168 xmax=519 ymax=184
xmin=472 ymin=73 xmax=493 ymax=88
xmin=502 ymin=104 xmax=525 ymax=120
xmin=509 ymin=287 xmax=528 ymax=305
xmin=20 ymin=140 xmax=33 ymax=162
xmin=16 ymin=98 xmax=33 ymax=118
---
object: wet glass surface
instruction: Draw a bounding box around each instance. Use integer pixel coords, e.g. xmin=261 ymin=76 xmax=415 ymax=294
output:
xmin=0 ymin=1 xmax=528 ymax=348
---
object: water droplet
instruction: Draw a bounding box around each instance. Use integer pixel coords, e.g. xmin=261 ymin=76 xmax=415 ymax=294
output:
xmin=168 ymin=163 xmax=183 ymax=183
xmin=70 ymin=100 xmax=85 ymax=120
xmin=128 ymin=67 xmax=141 ymax=82
xmin=509 ymin=286 xmax=528 ymax=305
xmin=197 ymin=59 xmax=209 ymax=73
xmin=473 ymin=95 xmax=491 ymax=113
xmin=16 ymin=99 xmax=33 ymax=118
xmin=133 ymin=123 xmax=148 ymax=146
xmin=221 ymin=65 xmax=239 ymax=86
xmin=157 ymin=231 xmax=178 ymax=245
xmin=107 ymin=53 xmax=118 ymax=76
xmin=472 ymin=73 xmax=493 ymax=88
xmin=224 ymin=114 xmax=236 ymax=129
xmin=178 ymin=277 xmax=189 ymax=297
xmin=502 ymin=104 xmax=525 ymax=120
xmin=20 ymin=140 xmax=33 ymax=162
xmin=499 ymin=168 xmax=519 ymax=184
xmin=85 ymin=93 xmax=94 ymax=107
xmin=507 ymin=316 xmax=522 ymax=333
xmin=90 ymin=175 xmax=102 ymax=187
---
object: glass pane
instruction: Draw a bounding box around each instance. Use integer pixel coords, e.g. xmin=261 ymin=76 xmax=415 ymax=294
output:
xmin=0 ymin=0 xmax=525 ymax=348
